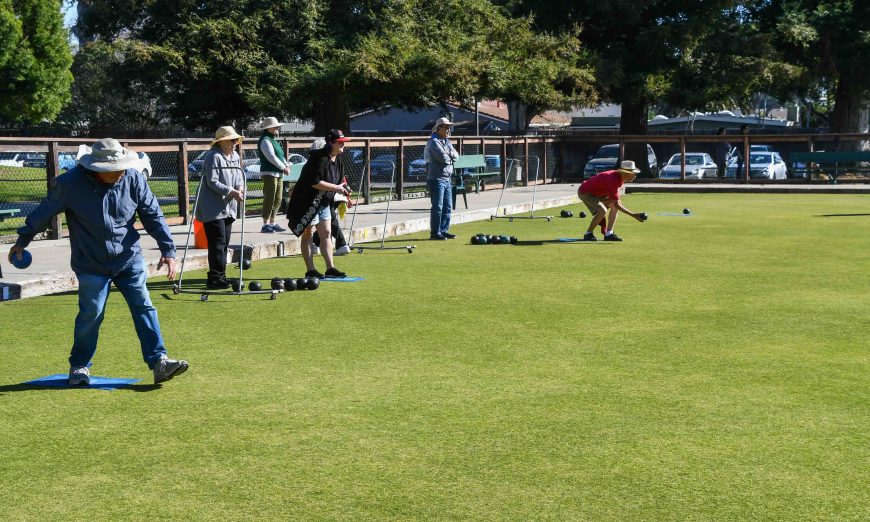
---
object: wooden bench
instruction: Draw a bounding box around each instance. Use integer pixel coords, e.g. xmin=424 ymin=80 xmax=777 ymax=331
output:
xmin=0 ymin=208 xmax=20 ymax=222
xmin=453 ymin=154 xmax=501 ymax=193
xmin=791 ymin=151 xmax=870 ymax=183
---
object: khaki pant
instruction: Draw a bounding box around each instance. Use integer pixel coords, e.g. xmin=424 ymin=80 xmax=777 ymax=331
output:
xmin=578 ymin=192 xmax=608 ymax=216
xmin=261 ymin=175 xmax=283 ymax=221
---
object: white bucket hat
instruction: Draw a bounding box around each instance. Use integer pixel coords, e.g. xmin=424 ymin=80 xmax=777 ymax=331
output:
xmin=261 ymin=116 xmax=285 ymax=130
xmin=78 ymin=139 xmax=141 ymax=173
xmin=431 ymin=117 xmax=455 ymax=133
xmin=619 ymin=160 xmax=641 ymax=173
xmin=210 ymin=126 xmax=244 ymax=147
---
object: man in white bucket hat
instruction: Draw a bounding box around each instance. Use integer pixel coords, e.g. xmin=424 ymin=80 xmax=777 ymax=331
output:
xmin=9 ymin=138 xmax=189 ymax=385
xmin=577 ymin=159 xmax=646 ymax=241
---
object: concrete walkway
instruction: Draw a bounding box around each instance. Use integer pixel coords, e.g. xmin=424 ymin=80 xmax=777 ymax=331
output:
xmin=2 ymin=181 xmax=866 ymax=300
xmin=0 ymin=183 xmax=579 ymax=300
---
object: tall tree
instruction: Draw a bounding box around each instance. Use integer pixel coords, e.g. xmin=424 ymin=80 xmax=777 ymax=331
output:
xmin=73 ymin=0 xmax=596 ymax=133
xmin=769 ymin=0 xmax=869 ymax=144
xmin=0 ymin=0 xmax=73 ymax=122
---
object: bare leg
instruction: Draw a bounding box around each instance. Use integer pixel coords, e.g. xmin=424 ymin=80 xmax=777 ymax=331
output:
xmin=587 ymin=203 xmax=607 ymax=234
xmin=606 ymin=203 xmax=619 ymax=232
xmin=301 ymin=226 xmax=315 ymax=271
xmin=316 ymin=219 xmax=335 ymax=270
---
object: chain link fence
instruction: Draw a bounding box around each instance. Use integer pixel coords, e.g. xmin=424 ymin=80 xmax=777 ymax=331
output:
xmin=2 ymin=134 xmax=867 ymax=243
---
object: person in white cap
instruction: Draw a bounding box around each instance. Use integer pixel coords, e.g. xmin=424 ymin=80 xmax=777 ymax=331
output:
xmin=577 ymin=160 xmax=646 ymax=241
xmin=257 ymin=117 xmax=290 ymax=233
xmin=8 ymin=138 xmax=189 ymax=385
xmin=195 ymin=126 xmax=245 ymax=288
xmin=424 ymin=116 xmax=459 ymax=240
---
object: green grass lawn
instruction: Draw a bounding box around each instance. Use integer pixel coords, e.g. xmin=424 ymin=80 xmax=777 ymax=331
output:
xmin=1 ymin=193 xmax=868 ymax=520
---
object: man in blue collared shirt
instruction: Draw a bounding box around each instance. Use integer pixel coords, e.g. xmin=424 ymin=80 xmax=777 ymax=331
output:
xmin=8 ymin=139 xmax=189 ymax=386
xmin=425 ymin=117 xmax=459 ymax=240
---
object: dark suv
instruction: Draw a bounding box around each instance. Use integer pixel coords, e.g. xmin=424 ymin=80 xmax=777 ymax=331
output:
xmin=583 ymin=144 xmax=658 ymax=178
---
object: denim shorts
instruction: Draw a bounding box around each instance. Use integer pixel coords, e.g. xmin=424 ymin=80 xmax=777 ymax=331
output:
xmin=310 ymin=204 xmax=332 ymax=226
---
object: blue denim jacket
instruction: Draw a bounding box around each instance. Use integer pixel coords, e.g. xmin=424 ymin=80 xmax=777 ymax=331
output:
xmin=15 ymin=166 xmax=176 ymax=275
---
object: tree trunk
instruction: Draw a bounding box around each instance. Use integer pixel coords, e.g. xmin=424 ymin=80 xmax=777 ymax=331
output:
xmin=620 ymin=99 xmax=654 ymax=176
xmin=830 ymin=76 xmax=869 ymax=151
xmin=506 ymin=101 xmax=527 ymax=134
xmin=312 ymin=89 xmax=351 ymax=137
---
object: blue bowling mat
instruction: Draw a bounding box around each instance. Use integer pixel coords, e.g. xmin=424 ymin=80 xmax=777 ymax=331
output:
xmin=319 ymin=276 xmax=365 ymax=283
xmin=25 ymin=374 xmax=141 ymax=391
xmin=557 ymin=238 xmax=582 ymax=242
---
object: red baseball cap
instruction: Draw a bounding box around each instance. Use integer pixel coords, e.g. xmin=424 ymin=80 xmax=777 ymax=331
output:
xmin=326 ymin=129 xmax=351 ymax=143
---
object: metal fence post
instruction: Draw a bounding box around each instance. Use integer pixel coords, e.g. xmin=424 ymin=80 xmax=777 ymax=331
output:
xmin=523 ymin=137 xmax=530 ymax=186
xmin=501 ymin=138 xmax=508 ymax=187
xmin=178 ymin=141 xmax=190 ymax=224
xmin=397 ymin=138 xmax=404 ymax=201
xmin=542 ymin=139 xmax=549 ymax=185
xmin=680 ymin=138 xmax=687 ymax=180
xmin=47 ymin=141 xmax=62 ymax=239
xmin=363 ymin=140 xmax=371 ymax=204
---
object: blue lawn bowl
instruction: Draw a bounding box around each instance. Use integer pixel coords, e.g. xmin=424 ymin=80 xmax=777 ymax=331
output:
xmin=11 ymin=249 xmax=32 ymax=269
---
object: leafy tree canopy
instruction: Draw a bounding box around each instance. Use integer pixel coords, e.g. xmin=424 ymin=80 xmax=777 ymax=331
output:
xmin=0 ymin=0 xmax=73 ymax=123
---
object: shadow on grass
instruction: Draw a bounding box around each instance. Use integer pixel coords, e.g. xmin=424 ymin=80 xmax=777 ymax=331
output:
xmin=815 ymin=213 xmax=870 ymax=217
xmin=0 ymin=382 xmax=163 ymax=395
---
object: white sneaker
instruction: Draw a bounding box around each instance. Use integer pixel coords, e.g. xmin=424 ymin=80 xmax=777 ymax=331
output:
xmin=69 ymin=366 xmax=90 ymax=386
xmin=153 ymin=355 xmax=189 ymax=384
xmin=334 ymin=245 xmax=351 ymax=256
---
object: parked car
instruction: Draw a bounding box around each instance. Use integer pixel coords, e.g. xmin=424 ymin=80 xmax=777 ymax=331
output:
xmin=243 ymin=153 xmax=306 ymax=179
xmin=0 ymin=152 xmax=27 ymax=168
xmin=369 ymin=154 xmax=397 ymax=182
xmin=22 ymin=153 xmax=47 ymax=169
xmin=583 ymin=144 xmax=658 ymax=178
xmin=659 ymin=153 xmax=719 ymax=179
xmin=726 ymin=152 xmax=787 ymax=180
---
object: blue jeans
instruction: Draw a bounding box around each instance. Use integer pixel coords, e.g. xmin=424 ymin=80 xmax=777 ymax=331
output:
xmin=70 ymin=256 xmax=167 ymax=370
xmin=427 ymin=178 xmax=452 ymax=235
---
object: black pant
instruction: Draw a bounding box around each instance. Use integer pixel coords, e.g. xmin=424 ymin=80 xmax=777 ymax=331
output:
xmin=312 ymin=206 xmax=347 ymax=249
xmin=203 ymin=217 xmax=234 ymax=279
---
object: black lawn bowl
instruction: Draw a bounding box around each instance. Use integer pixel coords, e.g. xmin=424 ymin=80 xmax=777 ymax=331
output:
xmin=296 ymin=278 xmax=307 ymax=290
xmin=579 ymin=211 xmax=587 ymax=218
xmin=499 ymin=235 xmax=510 ymax=244
xmin=683 ymin=208 xmax=691 ymax=215
xmin=241 ymin=259 xmax=252 ymax=270
xmin=249 ymin=281 xmax=262 ymax=291
xmin=283 ymin=278 xmax=297 ymax=291
xmin=490 ymin=235 xmax=501 ymax=245
xmin=560 ymin=210 xmax=573 ymax=218
xmin=471 ymin=235 xmax=481 ymax=245
xmin=306 ymin=278 xmax=320 ymax=290
xmin=478 ymin=235 xmax=489 ymax=245
xmin=509 ymin=236 xmax=518 ymax=244
xmin=271 ymin=278 xmax=285 ymax=291
xmin=639 ymin=212 xmax=648 ymax=222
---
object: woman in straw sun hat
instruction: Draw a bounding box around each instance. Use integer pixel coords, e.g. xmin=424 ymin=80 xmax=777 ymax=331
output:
xmin=257 ymin=117 xmax=290 ymax=233
xmin=195 ymin=126 xmax=246 ymax=289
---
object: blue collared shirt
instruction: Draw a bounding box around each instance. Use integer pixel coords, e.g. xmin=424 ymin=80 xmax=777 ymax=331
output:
xmin=15 ymin=166 xmax=176 ymax=275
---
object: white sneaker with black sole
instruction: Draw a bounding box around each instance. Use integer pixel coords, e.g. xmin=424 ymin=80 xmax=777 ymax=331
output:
xmin=334 ymin=245 xmax=351 ymax=256
xmin=68 ymin=366 xmax=91 ymax=386
xmin=153 ymin=356 xmax=189 ymax=384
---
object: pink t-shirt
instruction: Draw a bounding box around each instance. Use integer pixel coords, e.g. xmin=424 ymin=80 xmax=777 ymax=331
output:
xmin=579 ymin=170 xmax=623 ymax=200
